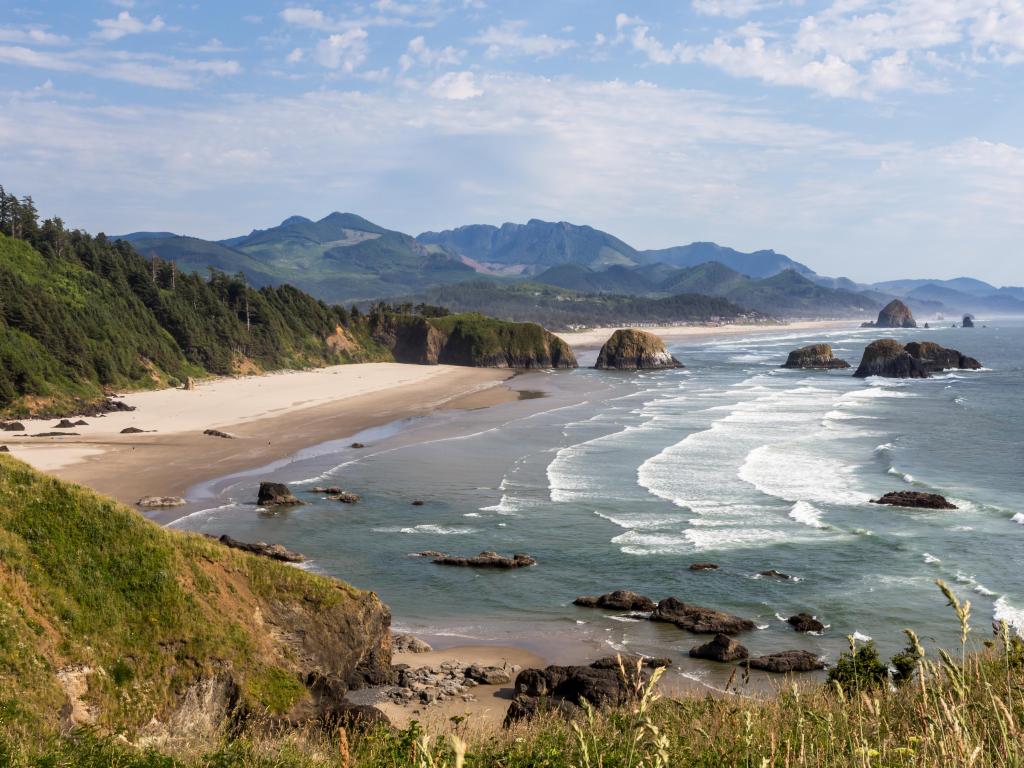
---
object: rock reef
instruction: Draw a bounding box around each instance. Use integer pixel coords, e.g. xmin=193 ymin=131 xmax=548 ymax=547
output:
xmin=872 ymin=491 xmax=957 ymax=510
xmin=744 ymin=650 xmax=825 ymax=673
xmin=573 ymin=590 xmax=657 ymax=612
xmin=430 ymin=551 xmax=536 ymax=569
xmin=782 ymin=344 xmax=850 ymax=370
xmin=217 ymin=534 xmax=306 ymax=563
xmin=787 ymin=613 xmax=825 ymax=633
xmin=649 ymin=597 xmax=756 ymax=635
xmin=594 ymin=329 xmax=683 ymax=370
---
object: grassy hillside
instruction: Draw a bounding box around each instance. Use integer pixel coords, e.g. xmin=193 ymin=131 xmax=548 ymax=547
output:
xmin=0 ymin=455 xmax=391 ymax=753
xmin=0 ymin=189 xmax=391 ymax=416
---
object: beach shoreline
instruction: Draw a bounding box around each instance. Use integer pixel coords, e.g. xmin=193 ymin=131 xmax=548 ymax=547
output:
xmin=4 ymin=363 xmax=517 ymax=506
xmin=556 ymin=319 xmax=861 ymax=349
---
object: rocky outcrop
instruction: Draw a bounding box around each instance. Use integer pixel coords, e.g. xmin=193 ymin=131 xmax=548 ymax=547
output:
xmin=689 ymin=633 xmax=749 ymax=663
xmin=388 ymin=659 xmax=519 ymax=709
xmin=121 ymin=427 xmax=148 ymax=434
xmin=864 ymin=299 xmax=917 ymax=329
xmin=137 ymin=496 xmax=187 ymax=508
xmin=217 ymin=534 xmax=305 ymax=563
xmin=689 ymin=562 xmax=720 ymax=571
xmin=1 ymin=422 xmax=25 ymax=431
xmin=0 ymin=446 xmax=8 ymax=452
xmin=759 ymin=569 xmax=793 ymax=580
xmin=203 ymin=429 xmax=234 ymax=439
xmin=573 ymin=590 xmax=656 ymax=612
xmin=787 ymin=613 xmax=825 ymax=633
xmin=853 ymin=339 xmax=981 ymax=379
xmin=782 ymin=344 xmax=850 ymax=370
xmin=257 ymin=482 xmax=303 ymax=507
xmin=373 ymin=314 xmax=577 ymax=369
xmin=871 ymin=491 xmax=957 ymax=510
xmin=962 ymin=315 xmax=975 ymax=328
xmin=53 ymin=419 xmax=77 ymax=429
xmin=744 ymin=650 xmax=824 ymax=673
xmin=310 ymin=488 xmax=361 ymax=503
xmin=594 ymin=329 xmax=683 ymax=370
xmin=431 ymin=551 xmax=536 ymax=569
xmin=649 ymin=598 xmax=755 ymax=635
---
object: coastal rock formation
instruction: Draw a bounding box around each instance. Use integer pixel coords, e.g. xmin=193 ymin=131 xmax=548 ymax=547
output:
xmin=863 ymin=299 xmax=917 ymax=329
xmin=32 ymin=432 xmax=79 ymax=437
xmin=217 ymin=534 xmax=305 ymax=563
xmin=465 ymin=664 xmax=513 ymax=685
xmin=759 ymin=569 xmax=793 ymax=580
xmin=350 ymin=442 xmax=365 ymax=449
xmin=649 ymin=597 xmax=755 ymax=635
xmin=963 ymin=315 xmax=975 ymax=328
xmin=573 ymin=590 xmax=656 ymax=612
xmin=744 ymin=650 xmax=825 ymax=673
xmin=431 ymin=551 xmax=536 ymax=569
xmin=373 ymin=314 xmax=577 ymax=369
xmin=137 ymin=496 xmax=187 ymax=508
xmin=388 ymin=659 xmax=520 ymax=709
xmin=53 ymin=419 xmax=77 ymax=429
xmin=594 ymin=329 xmax=683 ymax=370
xmin=853 ymin=340 xmax=981 ymax=379
xmin=787 ymin=613 xmax=825 ymax=633
xmin=689 ymin=562 xmax=719 ymax=571
xmin=505 ymin=656 xmax=669 ymax=726
xmin=392 ymin=634 xmax=432 ymax=654
xmin=782 ymin=344 xmax=850 ymax=370
xmin=203 ymin=428 xmax=234 ymax=439
xmin=689 ymin=634 xmax=749 ymax=663
xmin=257 ymin=481 xmax=304 ymax=507
xmin=0 ymin=446 xmax=8 ymax=452
xmin=120 ymin=427 xmax=148 ymax=434
xmin=1 ymin=422 xmax=25 ymax=431
xmin=871 ymin=491 xmax=957 ymax=510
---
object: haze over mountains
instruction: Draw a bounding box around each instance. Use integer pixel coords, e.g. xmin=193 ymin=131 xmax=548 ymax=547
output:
xmin=120 ymin=213 xmax=1024 ymax=320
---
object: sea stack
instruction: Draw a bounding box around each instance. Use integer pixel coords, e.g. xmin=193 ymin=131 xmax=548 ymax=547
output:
xmin=781 ymin=344 xmax=850 ymax=370
xmin=595 ymin=329 xmax=683 ymax=370
xmin=854 ymin=339 xmax=982 ymax=379
xmin=863 ymin=299 xmax=917 ymax=329
xmin=962 ymin=314 xmax=975 ymax=328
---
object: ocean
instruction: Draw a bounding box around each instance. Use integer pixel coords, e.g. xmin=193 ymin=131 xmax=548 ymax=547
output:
xmin=169 ymin=320 xmax=1024 ymax=690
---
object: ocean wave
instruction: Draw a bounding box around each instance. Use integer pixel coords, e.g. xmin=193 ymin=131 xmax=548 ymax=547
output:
xmin=739 ymin=445 xmax=870 ymax=507
xmin=852 ymin=631 xmax=873 ymax=642
xmin=372 ymin=524 xmax=476 ymax=535
xmin=887 ymin=466 xmax=915 ymax=483
xmin=1012 ymin=513 xmax=1024 ymax=525
xmin=789 ymin=501 xmax=827 ymax=528
xmin=163 ymin=502 xmax=241 ymax=528
xmin=923 ymin=552 xmax=941 ymax=564
xmin=994 ymin=597 xmax=1024 ymax=635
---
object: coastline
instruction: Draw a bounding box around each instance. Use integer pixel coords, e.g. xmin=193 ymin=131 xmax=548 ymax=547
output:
xmin=556 ymin=319 xmax=861 ymax=349
xmin=5 ymin=363 xmax=516 ymax=506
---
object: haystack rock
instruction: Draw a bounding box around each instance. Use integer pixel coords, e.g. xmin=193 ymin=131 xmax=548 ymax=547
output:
xmin=854 ymin=339 xmax=982 ymax=379
xmin=257 ymin=481 xmax=303 ymax=507
xmin=595 ymin=329 xmax=683 ymax=370
xmin=782 ymin=344 xmax=851 ymax=370
xmin=962 ymin=315 xmax=975 ymax=328
xmin=864 ymin=299 xmax=916 ymax=329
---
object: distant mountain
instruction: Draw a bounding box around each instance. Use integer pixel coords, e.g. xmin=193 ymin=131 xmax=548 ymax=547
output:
xmin=872 ymin=277 xmax=999 ymax=297
xmin=121 ymin=212 xmax=474 ymax=302
xmin=417 ymin=219 xmax=642 ymax=275
xmin=640 ymin=242 xmax=814 ymax=278
xmin=870 ymin=279 xmax=1024 ymax=316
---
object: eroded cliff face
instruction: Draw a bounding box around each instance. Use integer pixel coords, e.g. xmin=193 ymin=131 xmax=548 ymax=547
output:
xmin=594 ymin=329 xmax=683 ymax=370
xmin=373 ymin=314 xmax=577 ymax=369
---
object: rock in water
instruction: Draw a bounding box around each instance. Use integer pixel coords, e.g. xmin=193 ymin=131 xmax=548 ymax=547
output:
xmin=137 ymin=496 xmax=187 ymax=508
xmin=787 ymin=613 xmax=825 ymax=632
xmin=853 ymin=339 xmax=929 ymax=378
xmin=218 ymin=534 xmax=306 ymax=563
xmin=257 ymin=481 xmax=304 ymax=507
xmin=327 ymin=492 xmax=361 ymax=504
xmin=432 ymin=551 xmax=536 ymax=568
xmin=871 ymin=491 xmax=957 ymax=510
xmin=962 ymin=314 xmax=975 ymax=328
xmin=649 ymin=597 xmax=755 ymax=634
xmin=903 ymin=341 xmax=982 ymax=373
xmin=872 ymin=299 xmax=917 ymax=329
xmin=759 ymin=569 xmax=793 ymax=580
xmin=689 ymin=633 xmax=749 ymax=662
xmin=744 ymin=650 xmax=825 ymax=673
xmin=689 ymin=562 xmax=720 ymax=571
xmin=573 ymin=590 xmax=656 ymax=612
xmin=782 ymin=344 xmax=850 ymax=370
xmin=595 ymin=329 xmax=683 ymax=370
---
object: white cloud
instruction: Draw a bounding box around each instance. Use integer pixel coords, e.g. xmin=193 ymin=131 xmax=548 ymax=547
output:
xmin=286 ymin=47 xmax=305 ymax=63
xmin=93 ymin=11 xmax=165 ymax=42
xmin=428 ymin=70 xmax=483 ymax=98
xmin=399 ymin=35 xmax=463 ymax=72
xmin=692 ymin=0 xmax=774 ymax=18
xmin=314 ymin=29 xmax=369 ymax=71
xmin=0 ymin=26 xmax=70 ymax=46
xmin=281 ymin=8 xmax=333 ymax=31
xmin=471 ymin=21 xmax=577 ymax=59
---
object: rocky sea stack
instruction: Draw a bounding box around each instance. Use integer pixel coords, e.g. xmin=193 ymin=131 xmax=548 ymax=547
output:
xmin=854 ymin=339 xmax=982 ymax=379
xmin=863 ymin=299 xmax=917 ymax=329
xmin=782 ymin=343 xmax=850 ymax=370
xmin=595 ymin=329 xmax=683 ymax=370
xmin=872 ymin=491 xmax=957 ymax=510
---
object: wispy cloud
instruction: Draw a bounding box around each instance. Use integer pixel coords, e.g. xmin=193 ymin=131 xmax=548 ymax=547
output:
xmin=0 ymin=26 xmax=70 ymax=46
xmin=93 ymin=11 xmax=166 ymax=42
xmin=470 ymin=21 xmax=577 ymax=58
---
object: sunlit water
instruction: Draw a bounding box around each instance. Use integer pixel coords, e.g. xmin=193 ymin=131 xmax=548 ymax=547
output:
xmin=168 ymin=320 xmax=1024 ymax=689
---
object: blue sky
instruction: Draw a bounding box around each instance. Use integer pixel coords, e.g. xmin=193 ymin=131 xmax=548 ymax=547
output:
xmin=1 ymin=1 xmax=1022 ymax=283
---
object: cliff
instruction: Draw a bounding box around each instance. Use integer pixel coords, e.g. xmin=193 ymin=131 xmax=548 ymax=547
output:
xmin=594 ymin=329 xmax=683 ymax=370
xmin=373 ymin=313 xmax=578 ymax=369
xmin=0 ymin=455 xmax=392 ymax=747
xmin=854 ymin=339 xmax=982 ymax=378
xmin=781 ymin=343 xmax=850 ymax=370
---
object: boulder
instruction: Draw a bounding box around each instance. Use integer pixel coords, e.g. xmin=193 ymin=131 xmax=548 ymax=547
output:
xmin=787 ymin=613 xmax=825 ymax=633
xmin=137 ymin=496 xmax=187 ymax=508
xmin=853 ymin=339 xmax=929 ymax=378
xmin=120 ymin=427 xmax=147 ymax=434
xmin=962 ymin=315 xmax=975 ymax=328
xmin=310 ymin=486 xmax=343 ymax=494
xmin=350 ymin=442 xmax=366 ymax=449
xmin=1 ymin=422 xmax=25 ymax=431
xmin=327 ymin=492 xmax=361 ymax=504
xmin=53 ymin=419 xmax=77 ymax=429
xmin=73 ymin=420 xmax=88 ymax=426
xmin=432 ymin=551 xmax=536 ymax=569
xmin=871 ymin=491 xmax=957 ymax=510
xmin=203 ymin=429 xmax=234 ymax=439
xmin=257 ymin=481 xmax=304 ymax=507
xmin=573 ymin=590 xmax=656 ymax=612
xmin=416 ymin=551 xmax=446 ymax=559
xmin=0 ymin=446 xmax=8 ymax=452
xmin=218 ymin=534 xmax=305 ymax=563
xmin=759 ymin=569 xmax=793 ymax=580
xmin=744 ymin=650 xmax=825 ymax=674
xmin=465 ymin=665 xmax=512 ymax=686
xmin=392 ymin=634 xmax=432 ymax=654
xmin=649 ymin=598 xmax=755 ymax=635
xmin=595 ymin=329 xmax=683 ymax=370
xmin=781 ymin=344 xmax=850 ymax=370
xmin=411 ymin=499 xmax=425 ymax=506
xmin=689 ymin=562 xmax=719 ymax=571
xmin=590 ymin=655 xmax=672 ymax=670
xmin=872 ymin=299 xmax=917 ymax=329
xmin=689 ymin=633 xmax=749 ymax=663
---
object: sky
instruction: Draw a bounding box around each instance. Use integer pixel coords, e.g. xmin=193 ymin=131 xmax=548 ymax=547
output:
xmin=1 ymin=1 xmax=1022 ymax=284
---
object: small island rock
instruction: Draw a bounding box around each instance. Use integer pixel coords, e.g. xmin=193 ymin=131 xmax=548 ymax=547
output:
xmin=650 ymin=597 xmax=755 ymax=635
xmin=573 ymin=590 xmax=656 ymax=612
xmin=257 ymin=481 xmax=303 ymax=507
xmin=787 ymin=613 xmax=825 ymax=633
xmin=864 ymin=299 xmax=917 ymax=329
xmin=782 ymin=344 xmax=850 ymax=370
xmin=853 ymin=340 xmax=982 ymax=379
xmin=689 ymin=633 xmax=749 ymax=663
xmin=595 ymin=329 xmax=683 ymax=370
xmin=689 ymin=562 xmax=720 ymax=571
xmin=432 ymin=551 xmax=536 ymax=569
xmin=759 ymin=569 xmax=793 ymax=580
xmin=744 ymin=650 xmax=825 ymax=673
xmin=871 ymin=491 xmax=957 ymax=510
xmin=962 ymin=315 xmax=975 ymax=328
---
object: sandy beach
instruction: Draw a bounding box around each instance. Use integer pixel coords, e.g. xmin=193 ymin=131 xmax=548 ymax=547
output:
xmin=3 ymin=363 xmax=515 ymax=506
xmin=556 ymin=319 xmax=861 ymax=349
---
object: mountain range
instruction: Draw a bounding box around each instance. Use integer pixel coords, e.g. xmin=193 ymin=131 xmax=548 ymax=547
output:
xmin=118 ymin=213 xmax=1024 ymax=319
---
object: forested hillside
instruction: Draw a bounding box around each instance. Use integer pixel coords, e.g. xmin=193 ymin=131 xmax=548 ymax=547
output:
xmin=0 ymin=187 xmax=387 ymax=416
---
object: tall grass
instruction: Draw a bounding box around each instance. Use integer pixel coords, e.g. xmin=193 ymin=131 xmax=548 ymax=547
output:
xmin=2 ymin=579 xmax=1022 ymax=767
